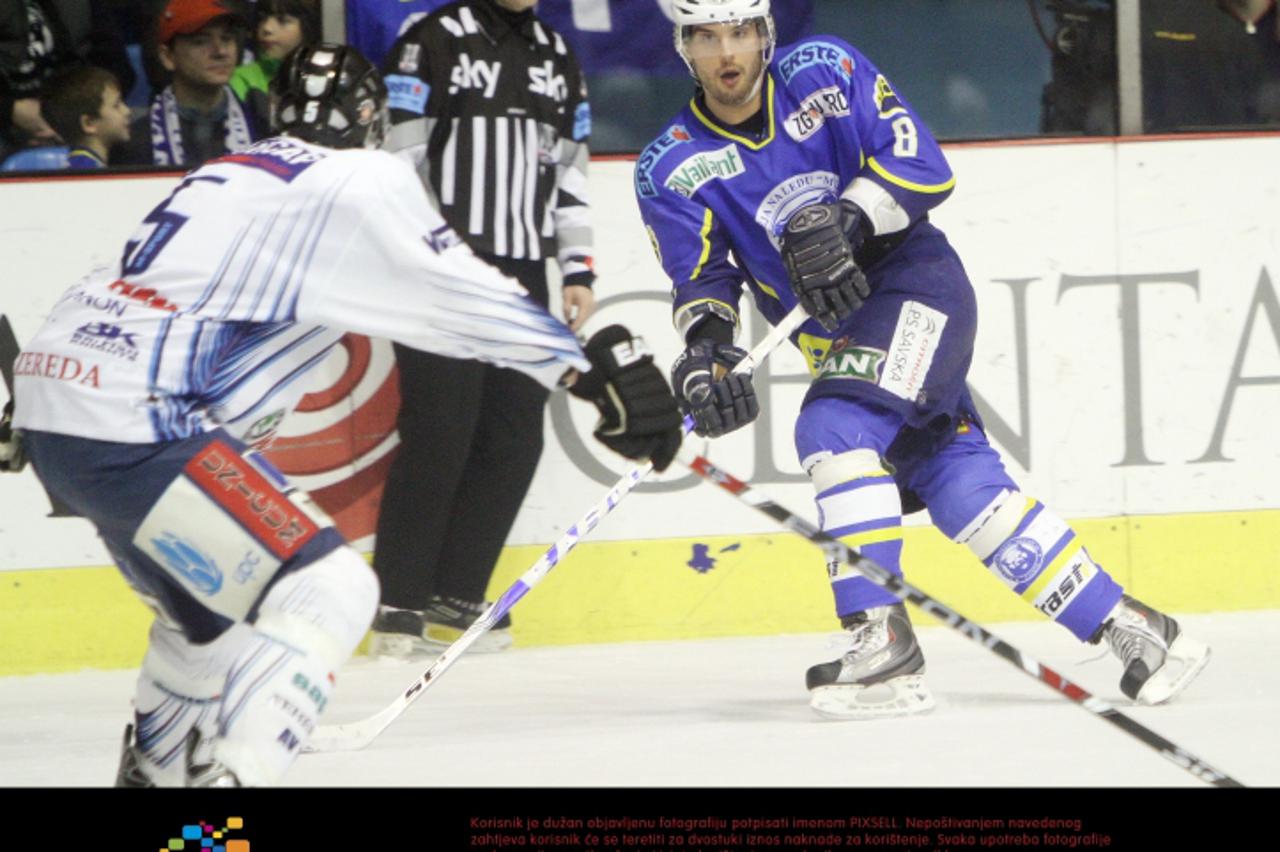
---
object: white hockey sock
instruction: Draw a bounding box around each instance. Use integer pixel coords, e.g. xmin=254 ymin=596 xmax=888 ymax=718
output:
xmin=212 ymin=547 xmax=378 ymax=785
xmin=131 ymin=622 xmax=253 ymax=787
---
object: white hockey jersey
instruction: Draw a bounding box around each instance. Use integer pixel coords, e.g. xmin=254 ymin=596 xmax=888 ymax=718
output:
xmin=14 ymin=137 xmax=590 ymax=444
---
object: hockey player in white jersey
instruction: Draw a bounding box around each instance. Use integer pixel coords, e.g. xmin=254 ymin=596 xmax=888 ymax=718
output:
xmin=6 ymin=43 xmax=683 ymax=786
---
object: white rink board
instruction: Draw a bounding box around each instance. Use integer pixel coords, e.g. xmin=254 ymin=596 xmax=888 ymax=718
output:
xmin=0 ymin=135 xmax=1277 ymax=571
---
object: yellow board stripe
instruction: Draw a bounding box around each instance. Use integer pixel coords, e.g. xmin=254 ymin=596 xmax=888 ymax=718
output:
xmin=689 ymin=76 xmax=777 ymax=150
xmin=690 ymin=208 xmax=715 ymax=280
xmin=867 ymin=157 xmax=957 ymax=194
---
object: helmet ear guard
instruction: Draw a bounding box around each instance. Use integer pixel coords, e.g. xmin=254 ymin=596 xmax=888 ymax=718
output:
xmin=270 ymin=43 xmax=389 ymax=150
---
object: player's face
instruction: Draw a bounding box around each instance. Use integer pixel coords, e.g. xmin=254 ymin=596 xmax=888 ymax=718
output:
xmin=162 ymin=20 xmax=242 ymax=88
xmin=257 ymin=14 xmax=305 ymax=61
xmin=687 ymin=22 xmax=765 ymax=109
xmin=92 ymin=83 xmax=132 ymax=146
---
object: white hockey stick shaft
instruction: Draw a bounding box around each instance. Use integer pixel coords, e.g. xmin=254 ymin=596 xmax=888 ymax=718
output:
xmin=306 ymin=303 xmax=809 ymax=752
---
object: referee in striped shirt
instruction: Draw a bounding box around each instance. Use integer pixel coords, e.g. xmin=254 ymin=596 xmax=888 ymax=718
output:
xmin=370 ymin=0 xmax=597 ymax=656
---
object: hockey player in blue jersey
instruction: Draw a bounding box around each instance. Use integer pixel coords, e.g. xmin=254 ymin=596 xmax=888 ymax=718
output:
xmin=5 ymin=44 xmax=683 ymax=785
xmin=637 ymin=0 xmax=1210 ymax=719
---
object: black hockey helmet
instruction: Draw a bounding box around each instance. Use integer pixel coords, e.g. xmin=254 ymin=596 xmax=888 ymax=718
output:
xmin=270 ymin=43 xmax=388 ymax=150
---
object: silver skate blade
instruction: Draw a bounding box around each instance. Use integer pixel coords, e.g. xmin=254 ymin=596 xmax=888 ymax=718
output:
xmin=1135 ymin=635 xmax=1211 ymax=705
xmin=809 ymin=674 xmax=937 ymax=720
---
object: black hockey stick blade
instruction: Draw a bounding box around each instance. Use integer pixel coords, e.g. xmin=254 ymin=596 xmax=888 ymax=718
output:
xmin=682 ymin=451 xmax=1245 ymax=789
xmin=0 ymin=314 xmax=17 ymax=393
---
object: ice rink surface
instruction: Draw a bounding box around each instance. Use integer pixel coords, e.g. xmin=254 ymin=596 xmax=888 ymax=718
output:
xmin=1 ymin=610 xmax=1275 ymax=789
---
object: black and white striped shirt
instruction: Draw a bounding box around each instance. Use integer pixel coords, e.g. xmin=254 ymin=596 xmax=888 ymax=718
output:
xmin=381 ymin=1 xmax=595 ymax=287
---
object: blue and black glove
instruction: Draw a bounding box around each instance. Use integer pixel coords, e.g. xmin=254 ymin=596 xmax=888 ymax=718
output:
xmin=780 ymin=200 xmax=872 ymax=332
xmin=670 ymin=340 xmax=758 ymax=438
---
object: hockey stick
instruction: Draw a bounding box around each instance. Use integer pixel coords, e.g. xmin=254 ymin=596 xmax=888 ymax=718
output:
xmin=680 ymin=451 xmax=1245 ymax=789
xmin=306 ymin=303 xmax=810 ymax=752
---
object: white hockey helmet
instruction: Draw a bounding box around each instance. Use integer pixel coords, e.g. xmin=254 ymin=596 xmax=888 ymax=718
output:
xmin=672 ymin=0 xmax=777 ymax=73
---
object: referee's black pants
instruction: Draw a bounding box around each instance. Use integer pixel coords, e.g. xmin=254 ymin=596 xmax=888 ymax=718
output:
xmin=373 ymin=255 xmax=552 ymax=609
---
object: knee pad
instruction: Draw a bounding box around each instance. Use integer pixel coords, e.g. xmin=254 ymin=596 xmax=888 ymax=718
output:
xmin=255 ymin=546 xmax=379 ymax=669
xmin=953 ymin=489 xmax=1120 ymax=640
xmin=807 ymin=448 xmax=905 ymax=615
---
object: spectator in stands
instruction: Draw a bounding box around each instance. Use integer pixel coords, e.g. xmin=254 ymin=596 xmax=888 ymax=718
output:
xmin=41 ymin=64 xmax=130 ymax=168
xmin=0 ymin=0 xmax=135 ymax=156
xmin=231 ymin=0 xmax=319 ymax=120
xmin=116 ymin=0 xmax=260 ymax=168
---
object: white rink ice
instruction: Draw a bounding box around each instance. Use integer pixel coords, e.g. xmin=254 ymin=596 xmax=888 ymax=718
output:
xmin=1 ymin=610 xmax=1275 ymax=788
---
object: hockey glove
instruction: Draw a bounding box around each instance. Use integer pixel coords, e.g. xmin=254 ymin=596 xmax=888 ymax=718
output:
xmin=0 ymin=400 xmax=26 ymax=473
xmin=780 ymin=201 xmax=871 ymax=332
xmin=569 ymin=325 xmax=683 ymax=471
xmin=670 ymin=340 xmax=759 ymax=438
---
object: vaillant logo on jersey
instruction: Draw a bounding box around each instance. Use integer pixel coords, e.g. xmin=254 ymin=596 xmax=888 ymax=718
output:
xmin=386 ymin=74 xmax=430 ymax=114
xmin=664 ymin=144 xmax=745 ymax=199
xmin=528 ymin=60 xmax=567 ymax=101
xmin=784 ymin=85 xmax=851 ymax=141
xmin=636 ymin=125 xmax=692 ymax=197
xmin=70 ymin=321 xmax=139 ymax=360
xmin=150 ymin=531 xmax=223 ymax=595
xmin=449 ymin=53 xmax=501 ymax=98
xmin=779 ymin=43 xmax=855 ymax=84
xmin=754 ymin=171 xmax=840 ymax=247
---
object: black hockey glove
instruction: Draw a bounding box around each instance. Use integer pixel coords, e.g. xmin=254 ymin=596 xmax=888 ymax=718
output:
xmin=569 ymin=325 xmax=683 ymax=471
xmin=0 ymin=400 xmax=26 ymax=473
xmin=670 ymin=340 xmax=758 ymax=439
xmin=780 ymin=200 xmax=871 ymax=332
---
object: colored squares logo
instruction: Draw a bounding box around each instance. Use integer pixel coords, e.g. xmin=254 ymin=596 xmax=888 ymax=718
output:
xmin=163 ymin=819 xmax=247 ymax=852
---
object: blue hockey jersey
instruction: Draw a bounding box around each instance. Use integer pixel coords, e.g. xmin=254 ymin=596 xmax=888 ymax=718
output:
xmin=636 ymin=36 xmax=958 ymax=375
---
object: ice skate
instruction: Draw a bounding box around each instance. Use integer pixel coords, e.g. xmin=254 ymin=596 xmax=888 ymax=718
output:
xmin=369 ymin=599 xmax=512 ymax=659
xmin=368 ymin=606 xmax=428 ymax=659
xmin=114 ymin=724 xmax=155 ymax=788
xmin=184 ymin=730 xmax=240 ymax=788
xmin=806 ymin=603 xmax=935 ymax=720
xmin=421 ymin=595 xmax=513 ymax=652
xmin=1100 ymin=594 xmax=1210 ymax=704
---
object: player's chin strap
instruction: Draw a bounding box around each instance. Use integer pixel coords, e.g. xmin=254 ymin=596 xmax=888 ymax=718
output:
xmin=303 ymin=303 xmax=810 ymax=753
xmin=676 ymin=449 xmax=1245 ymax=789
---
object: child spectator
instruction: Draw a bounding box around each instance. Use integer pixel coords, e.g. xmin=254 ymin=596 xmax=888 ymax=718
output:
xmin=41 ymin=65 xmax=132 ymax=169
xmin=230 ymin=1 xmax=319 ymax=119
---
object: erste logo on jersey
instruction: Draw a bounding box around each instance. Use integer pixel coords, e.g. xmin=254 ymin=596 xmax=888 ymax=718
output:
xmin=450 ymin=53 xmax=501 ymax=98
xmin=754 ymin=171 xmax=840 ymax=247
xmin=664 ymin=144 xmax=745 ymax=199
xmin=386 ymin=74 xmax=430 ymax=114
xmin=636 ymin=125 xmax=692 ymax=198
xmin=779 ymin=42 xmax=855 ymax=84
xmin=784 ymin=85 xmax=850 ymax=142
